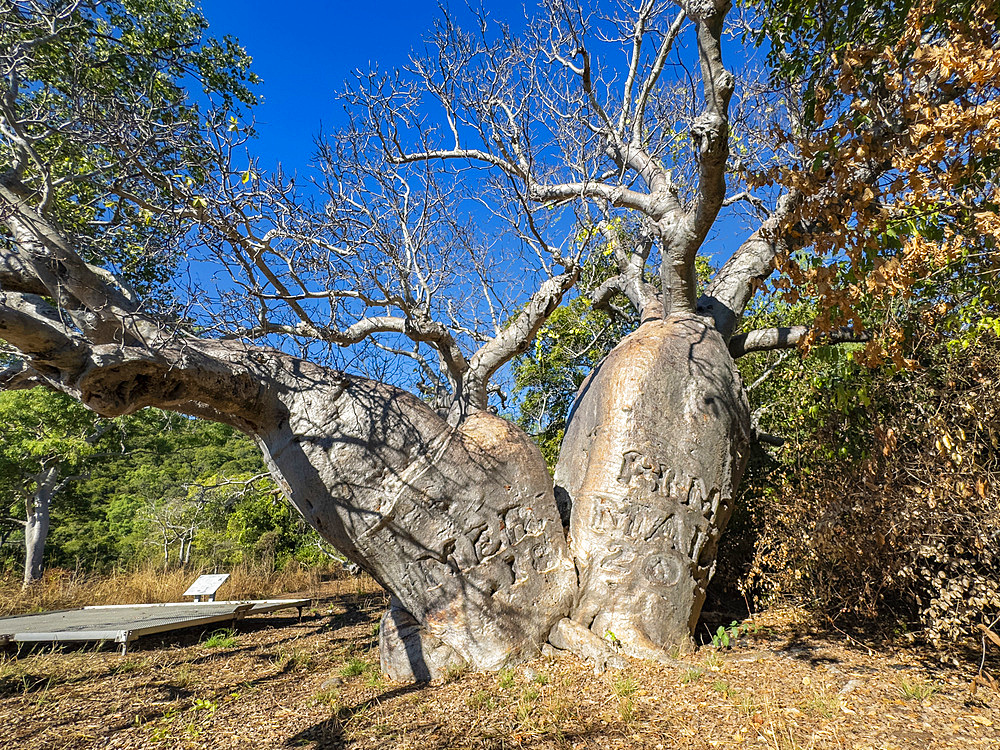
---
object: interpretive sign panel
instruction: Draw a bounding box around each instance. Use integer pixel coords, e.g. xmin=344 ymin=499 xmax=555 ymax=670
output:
xmin=182 ymin=574 xmax=230 ymax=601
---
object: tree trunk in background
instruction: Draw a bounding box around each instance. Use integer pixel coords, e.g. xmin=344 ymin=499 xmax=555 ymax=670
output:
xmin=555 ymin=315 xmax=750 ymax=659
xmin=23 ymin=463 xmax=58 ymax=587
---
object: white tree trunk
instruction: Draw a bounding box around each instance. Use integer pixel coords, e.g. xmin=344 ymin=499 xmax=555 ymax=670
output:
xmin=23 ymin=464 xmax=58 ymax=587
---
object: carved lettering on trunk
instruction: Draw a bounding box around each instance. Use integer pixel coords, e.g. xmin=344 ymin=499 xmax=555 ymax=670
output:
xmin=598 ymin=543 xmax=636 ymax=577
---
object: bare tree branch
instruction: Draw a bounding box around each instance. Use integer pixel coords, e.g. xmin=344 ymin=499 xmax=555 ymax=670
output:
xmin=466 ymin=266 xmax=580 ymax=412
xmin=698 ymin=190 xmax=799 ymax=338
xmin=730 ymin=325 xmax=869 ymax=358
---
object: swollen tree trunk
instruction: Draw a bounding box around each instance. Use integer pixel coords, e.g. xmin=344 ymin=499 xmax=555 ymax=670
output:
xmin=554 ymin=315 xmax=750 ymax=659
xmin=250 ymin=361 xmax=577 ymax=681
xmin=23 ymin=463 xmax=58 ymax=587
xmin=5 ymin=304 xmax=754 ymax=670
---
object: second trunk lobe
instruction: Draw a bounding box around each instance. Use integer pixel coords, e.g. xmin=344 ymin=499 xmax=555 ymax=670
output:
xmin=555 ymin=315 xmax=750 ymax=658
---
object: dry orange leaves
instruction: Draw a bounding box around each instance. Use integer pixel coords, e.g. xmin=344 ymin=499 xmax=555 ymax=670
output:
xmin=757 ymin=0 xmax=1000 ymax=366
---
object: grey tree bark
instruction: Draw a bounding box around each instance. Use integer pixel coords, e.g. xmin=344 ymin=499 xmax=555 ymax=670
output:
xmin=555 ymin=316 xmax=750 ymax=657
xmin=250 ymin=360 xmax=576 ymax=678
xmin=1 ymin=299 xmax=577 ymax=676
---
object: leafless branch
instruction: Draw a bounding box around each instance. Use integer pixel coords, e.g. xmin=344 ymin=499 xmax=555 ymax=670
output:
xmin=730 ymin=325 xmax=869 ymax=358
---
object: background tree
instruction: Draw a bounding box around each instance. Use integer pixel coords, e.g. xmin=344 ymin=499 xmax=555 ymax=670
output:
xmin=0 ymin=388 xmax=107 ymax=585
xmin=83 ymin=410 xmax=267 ymax=566
xmin=1 ymin=0 xmax=995 ymax=680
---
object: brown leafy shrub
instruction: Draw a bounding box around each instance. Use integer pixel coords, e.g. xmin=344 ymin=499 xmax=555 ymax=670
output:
xmin=745 ymin=334 xmax=1000 ymax=648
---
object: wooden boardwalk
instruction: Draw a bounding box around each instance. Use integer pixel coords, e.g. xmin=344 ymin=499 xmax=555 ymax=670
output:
xmin=0 ymin=599 xmax=310 ymax=653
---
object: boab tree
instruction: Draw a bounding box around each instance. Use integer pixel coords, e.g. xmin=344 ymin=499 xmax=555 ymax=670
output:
xmin=1 ymin=0 xmax=995 ymax=680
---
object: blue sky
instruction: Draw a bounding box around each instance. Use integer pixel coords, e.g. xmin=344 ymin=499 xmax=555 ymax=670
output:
xmin=198 ymin=1 xmax=528 ymax=174
xmin=185 ymin=1 xmax=767 ymax=398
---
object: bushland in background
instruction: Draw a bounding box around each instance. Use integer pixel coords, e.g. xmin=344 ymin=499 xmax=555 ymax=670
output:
xmin=0 ymin=407 xmax=343 ymax=579
xmin=735 ymin=330 xmax=999 ymax=649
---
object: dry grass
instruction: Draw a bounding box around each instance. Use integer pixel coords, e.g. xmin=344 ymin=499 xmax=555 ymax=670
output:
xmin=0 ymin=578 xmax=998 ymax=749
xmin=0 ymin=561 xmax=339 ymax=617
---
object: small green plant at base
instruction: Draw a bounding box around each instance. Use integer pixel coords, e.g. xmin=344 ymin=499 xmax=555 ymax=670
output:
xmin=339 ymin=657 xmax=371 ymax=678
xmin=363 ymin=669 xmax=384 ymax=689
xmin=803 ymin=689 xmax=837 ymax=718
xmin=521 ymin=685 xmax=541 ymax=702
xmin=275 ymin=647 xmax=315 ymax=672
xmin=443 ymin=662 xmax=468 ymax=683
xmin=899 ymin=678 xmax=940 ymax=701
xmin=313 ymin=688 xmax=340 ymax=708
xmin=182 ymin=719 xmax=203 ymax=740
xmin=712 ymin=620 xmax=757 ymax=650
xmin=148 ymin=708 xmax=177 ymax=741
xmin=613 ymin=675 xmax=638 ymax=697
xmin=202 ymin=628 xmax=237 ymax=649
xmin=603 ymin=629 xmax=622 ymax=651
xmin=113 ymin=658 xmax=148 ymax=675
xmin=681 ymin=668 xmax=704 ymax=684
xmin=618 ymin=695 xmax=637 ymax=725
xmin=171 ymin=665 xmax=197 ymax=690
xmin=149 ymin=725 xmax=171 ymax=742
xmin=612 ymin=672 xmax=641 ymax=726
xmin=705 ymin=650 xmax=723 ymax=669
xmin=514 ymin=686 xmax=542 ymax=723
xmin=497 ymin=668 xmax=515 ymax=690
xmin=531 ymin=671 xmax=550 ymax=685
xmin=712 ymin=680 xmax=736 ymax=698
xmin=192 ymin=697 xmax=217 ymax=714
xmin=737 ymin=694 xmax=758 ymax=717
xmin=466 ymin=689 xmax=496 ymax=710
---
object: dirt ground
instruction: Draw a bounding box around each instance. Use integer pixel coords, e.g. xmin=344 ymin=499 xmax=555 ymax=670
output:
xmin=1 ymin=578 xmax=997 ymax=749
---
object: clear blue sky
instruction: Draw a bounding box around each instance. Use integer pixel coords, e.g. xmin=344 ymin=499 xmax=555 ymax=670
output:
xmin=198 ymin=1 xmax=528 ymax=174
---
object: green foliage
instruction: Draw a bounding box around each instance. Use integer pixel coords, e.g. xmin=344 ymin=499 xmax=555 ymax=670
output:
xmin=201 ymin=628 xmax=237 ymax=649
xmin=2 ymin=0 xmax=259 ymax=300
xmin=496 ymin=668 xmax=515 ymax=690
xmin=512 ymin=295 xmax=634 ymax=469
xmin=612 ymin=675 xmax=638 ymax=697
xmin=0 ymin=390 xmax=103 ymax=484
xmin=338 ymin=658 xmax=371 ymax=678
xmin=711 ymin=620 xmax=757 ymax=650
xmin=680 ymin=668 xmax=704 ymax=684
xmin=0 ymin=390 xmax=110 ymax=574
xmin=746 ymin=0 xmax=975 ymax=127
xmin=747 ymin=0 xmax=910 ymax=116
xmin=898 ymin=678 xmax=940 ymax=701
xmin=73 ymin=410 xmax=264 ymax=566
xmin=0 ymin=397 xmax=338 ymax=575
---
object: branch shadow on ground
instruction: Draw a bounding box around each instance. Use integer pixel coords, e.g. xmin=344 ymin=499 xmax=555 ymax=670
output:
xmin=283 ymin=682 xmax=428 ymax=749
